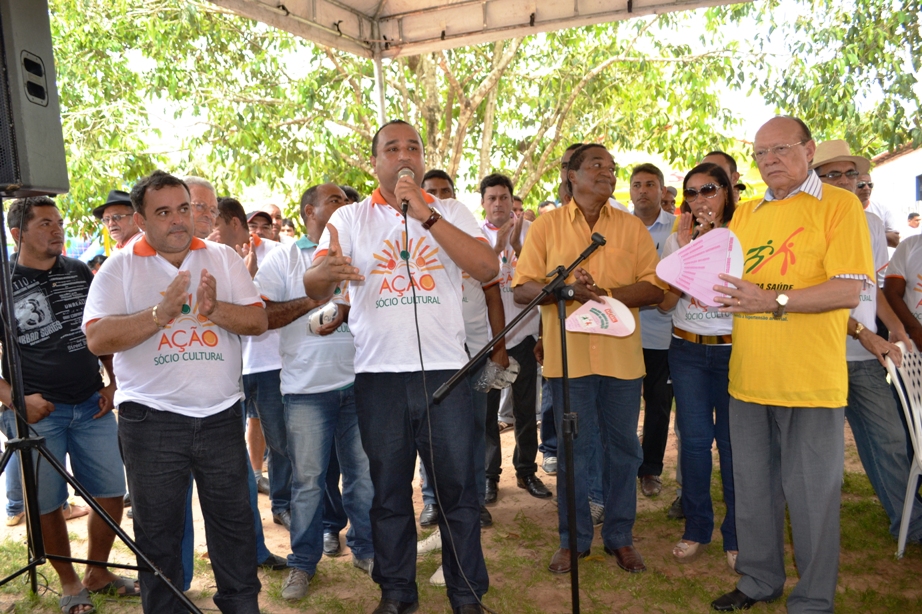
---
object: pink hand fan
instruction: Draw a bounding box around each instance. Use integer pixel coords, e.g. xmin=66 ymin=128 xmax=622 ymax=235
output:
xmin=565 ymin=296 xmax=636 ymax=337
xmin=656 ymin=228 xmax=743 ymax=307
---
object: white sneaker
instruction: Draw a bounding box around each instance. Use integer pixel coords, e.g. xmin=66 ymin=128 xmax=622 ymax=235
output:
xmin=429 ymin=564 xmax=445 ymax=586
xmin=281 ymin=568 xmax=312 ymax=600
xmin=417 ymin=529 xmax=441 ymax=556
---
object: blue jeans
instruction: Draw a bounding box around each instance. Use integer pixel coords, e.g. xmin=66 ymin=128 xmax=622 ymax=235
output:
xmin=243 ymin=369 xmax=291 ymax=515
xmin=846 ymin=359 xmax=922 ymax=541
xmin=549 ymin=375 xmax=643 ymax=552
xmin=1 ymin=409 xmax=23 ymax=516
xmin=668 ymin=338 xmax=736 ymax=550
xmin=538 ymin=378 xmax=557 ymax=457
xmin=322 ymin=443 xmax=348 ymax=534
xmin=354 ymin=371 xmax=488 ymax=609
xmin=32 ymin=392 xmax=125 ymax=514
xmin=284 ymin=386 xmax=374 ymax=573
xmin=119 ymin=402 xmax=261 ymax=614
xmin=422 ymin=361 xmax=488 ymax=506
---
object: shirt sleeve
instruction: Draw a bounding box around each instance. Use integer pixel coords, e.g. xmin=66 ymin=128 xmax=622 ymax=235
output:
xmin=661 ymin=232 xmax=680 ymax=259
xmin=314 ymin=205 xmax=354 ymax=262
xmin=82 ymin=256 xmax=128 ymax=332
xmin=886 ymin=239 xmax=911 ymax=280
xmin=822 ymin=195 xmax=875 ymax=283
xmin=254 ymin=244 xmax=288 ymax=302
xmin=443 ymin=199 xmax=489 ymax=242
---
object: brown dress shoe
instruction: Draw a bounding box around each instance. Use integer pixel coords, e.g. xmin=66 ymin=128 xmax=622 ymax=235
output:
xmin=547 ymin=548 xmax=589 ymax=574
xmin=639 ymin=474 xmax=662 ymax=497
xmin=604 ymin=545 xmax=646 ymax=573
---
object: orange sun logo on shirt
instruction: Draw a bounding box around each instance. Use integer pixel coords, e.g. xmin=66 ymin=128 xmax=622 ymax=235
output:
xmin=913 ymin=274 xmax=922 ymax=308
xmin=372 ymin=233 xmax=444 ymax=297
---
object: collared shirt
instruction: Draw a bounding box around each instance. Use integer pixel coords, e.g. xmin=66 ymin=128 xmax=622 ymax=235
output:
xmin=512 ymin=200 xmax=665 ymax=379
xmin=759 ymin=170 xmax=823 ymax=205
xmin=636 ymin=208 xmax=677 ymax=349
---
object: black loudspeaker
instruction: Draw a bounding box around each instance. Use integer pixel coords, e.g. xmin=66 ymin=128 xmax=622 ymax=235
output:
xmin=0 ymin=0 xmax=68 ymax=196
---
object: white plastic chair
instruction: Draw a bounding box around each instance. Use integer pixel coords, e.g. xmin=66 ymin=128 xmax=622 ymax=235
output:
xmin=883 ymin=341 xmax=922 ymax=558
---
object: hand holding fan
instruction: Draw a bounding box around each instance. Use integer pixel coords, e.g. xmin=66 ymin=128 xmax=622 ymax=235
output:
xmin=565 ymin=296 xmax=636 ymax=337
xmin=656 ymin=228 xmax=743 ymax=307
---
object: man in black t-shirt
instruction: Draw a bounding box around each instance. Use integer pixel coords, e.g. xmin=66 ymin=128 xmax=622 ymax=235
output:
xmin=0 ymin=197 xmax=132 ymax=614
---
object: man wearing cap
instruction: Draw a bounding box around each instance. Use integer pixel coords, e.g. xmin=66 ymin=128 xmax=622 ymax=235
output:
xmin=93 ymin=190 xmax=140 ymax=251
xmin=710 ymin=118 xmax=874 ymax=613
xmin=812 ymin=140 xmax=922 ymax=548
xmin=248 ymin=210 xmax=275 ymax=241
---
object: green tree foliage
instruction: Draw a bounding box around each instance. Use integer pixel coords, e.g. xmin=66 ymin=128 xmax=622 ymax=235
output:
xmin=48 ymin=0 xmax=920 ymax=236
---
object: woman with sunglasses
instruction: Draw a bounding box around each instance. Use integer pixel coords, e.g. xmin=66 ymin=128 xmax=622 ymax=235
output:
xmin=659 ymin=162 xmax=738 ymax=568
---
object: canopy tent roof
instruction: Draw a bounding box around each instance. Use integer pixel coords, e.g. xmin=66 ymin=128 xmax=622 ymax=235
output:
xmin=209 ymin=0 xmax=740 ymax=59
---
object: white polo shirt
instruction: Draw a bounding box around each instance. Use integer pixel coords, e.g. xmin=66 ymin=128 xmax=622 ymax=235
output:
xmin=255 ymin=236 xmax=355 ymax=395
xmin=83 ymin=236 xmax=264 ymax=418
xmin=480 ymin=219 xmax=539 ymax=349
xmin=314 ymin=189 xmax=488 ymax=373
xmin=241 ymin=234 xmax=282 ymax=375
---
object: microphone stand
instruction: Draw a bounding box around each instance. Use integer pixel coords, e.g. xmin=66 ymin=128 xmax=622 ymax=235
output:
xmin=434 ymin=232 xmax=607 ymax=614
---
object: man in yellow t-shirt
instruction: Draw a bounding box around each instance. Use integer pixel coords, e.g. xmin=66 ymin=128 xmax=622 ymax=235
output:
xmin=709 ymin=117 xmax=873 ymax=614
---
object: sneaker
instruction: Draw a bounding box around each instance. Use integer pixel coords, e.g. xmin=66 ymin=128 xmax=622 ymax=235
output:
xmin=352 ymin=556 xmax=374 ymax=576
xmin=429 ymin=564 xmax=445 ymax=586
xmin=6 ymin=511 xmax=24 ymax=527
xmin=280 ymin=568 xmax=312 ymax=601
xmin=589 ymin=501 xmax=604 ymax=527
xmin=542 ymin=456 xmax=557 ymax=476
xmin=667 ymin=496 xmax=685 ymax=520
xmin=417 ymin=529 xmax=442 ymax=556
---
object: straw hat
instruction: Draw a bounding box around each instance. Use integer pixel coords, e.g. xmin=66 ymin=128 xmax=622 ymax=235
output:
xmin=810 ymin=139 xmax=870 ymax=175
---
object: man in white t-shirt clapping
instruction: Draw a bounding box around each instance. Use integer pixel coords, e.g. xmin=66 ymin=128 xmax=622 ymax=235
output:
xmin=304 ymin=120 xmax=498 ymax=614
xmin=84 ymin=170 xmax=268 ymax=613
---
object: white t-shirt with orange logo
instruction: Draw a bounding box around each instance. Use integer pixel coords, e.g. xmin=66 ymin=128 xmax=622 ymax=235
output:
xmin=662 ymin=233 xmax=732 ymax=338
xmin=480 ymin=219 xmax=539 ymax=349
xmin=314 ymin=190 xmax=488 ymax=373
xmin=885 ymin=233 xmax=922 ymax=326
xmin=241 ymin=234 xmax=282 ymax=375
xmin=83 ymin=236 xmax=264 ymax=417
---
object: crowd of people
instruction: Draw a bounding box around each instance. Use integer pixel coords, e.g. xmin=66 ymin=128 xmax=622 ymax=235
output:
xmin=2 ymin=114 xmax=921 ymax=614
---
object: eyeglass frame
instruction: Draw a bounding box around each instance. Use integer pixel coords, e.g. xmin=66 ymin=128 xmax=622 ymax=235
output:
xmin=856 ymin=181 xmax=874 ymax=189
xmin=101 ymin=214 xmax=131 ymax=225
xmin=752 ymin=140 xmax=806 ymax=162
xmin=191 ymin=201 xmax=218 ymax=217
xmin=816 ymin=169 xmax=860 ymax=180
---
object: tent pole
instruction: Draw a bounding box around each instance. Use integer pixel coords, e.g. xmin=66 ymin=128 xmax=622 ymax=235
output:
xmin=373 ymin=49 xmax=386 ymax=125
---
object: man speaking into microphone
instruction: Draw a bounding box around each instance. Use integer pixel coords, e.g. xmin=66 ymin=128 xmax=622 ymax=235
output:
xmin=303 ymin=120 xmax=498 ymax=614
xmin=513 ymin=143 xmax=665 ymax=575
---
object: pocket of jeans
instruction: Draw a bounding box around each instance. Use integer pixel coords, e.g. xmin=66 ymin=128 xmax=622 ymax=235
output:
xmin=117 ymin=403 xmax=149 ymax=423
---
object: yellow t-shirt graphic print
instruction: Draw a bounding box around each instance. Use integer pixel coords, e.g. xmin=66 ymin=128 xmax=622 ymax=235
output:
xmin=728 ymin=187 xmax=873 ymax=408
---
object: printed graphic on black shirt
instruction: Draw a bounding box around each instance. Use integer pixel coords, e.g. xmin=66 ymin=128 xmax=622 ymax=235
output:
xmin=14 ymin=290 xmax=61 ymax=343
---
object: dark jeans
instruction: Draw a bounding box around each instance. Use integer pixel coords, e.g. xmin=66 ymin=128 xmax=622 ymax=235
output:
xmin=243 ymin=369 xmax=292 ymax=515
xmin=485 ymin=336 xmax=539 ymax=479
xmin=354 ymin=371 xmax=488 ymax=609
xmin=322 ymin=443 xmax=348 ymax=534
xmin=639 ymin=348 xmax=673 ymax=477
xmin=119 ymin=402 xmax=260 ymax=614
xmin=538 ymin=377 xmax=557 ymax=457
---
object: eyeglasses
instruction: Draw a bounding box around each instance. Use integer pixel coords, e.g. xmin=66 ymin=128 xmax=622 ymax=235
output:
xmin=683 ymin=184 xmax=724 ymax=201
xmin=857 ymin=181 xmax=874 ymax=189
xmin=752 ymin=141 xmax=805 ymax=161
xmin=101 ymin=214 xmax=129 ymax=224
xmin=192 ymin=202 xmax=217 ymax=217
xmin=817 ymin=170 xmax=859 ymax=180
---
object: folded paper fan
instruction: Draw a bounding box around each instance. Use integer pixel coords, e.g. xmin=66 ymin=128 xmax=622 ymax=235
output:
xmin=565 ymin=296 xmax=636 ymax=337
xmin=656 ymin=228 xmax=743 ymax=307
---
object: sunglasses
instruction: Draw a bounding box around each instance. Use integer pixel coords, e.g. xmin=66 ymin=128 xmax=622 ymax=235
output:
xmin=816 ymin=170 xmax=859 ymax=180
xmin=683 ymin=183 xmax=724 ymax=200
xmin=857 ymin=181 xmax=874 ymax=189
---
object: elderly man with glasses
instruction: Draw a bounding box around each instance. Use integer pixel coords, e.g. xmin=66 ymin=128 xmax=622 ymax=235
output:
xmin=184 ymin=176 xmax=219 ymax=240
xmin=93 ymin=190 xmax=140 ymax=251
xmin=709 ymin=117 xmax=874 ymax=613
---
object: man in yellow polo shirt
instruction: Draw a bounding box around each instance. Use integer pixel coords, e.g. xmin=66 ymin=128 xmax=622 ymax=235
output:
xmin=710 ymin=117 xmax=874 ymax=613
xmin=513 ymin=144 xmax=665 ymax=575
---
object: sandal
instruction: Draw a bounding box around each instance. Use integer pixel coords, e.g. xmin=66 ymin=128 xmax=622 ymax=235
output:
xmin=60 ymin=588 xmax=95 ymax=614
xmin=672 ymin=539 xmax=706 ymax=563
xmin=63 ymin=504 xmax=90 ymax=521
xmin=87 ymin=575 xmax=140 ymax=597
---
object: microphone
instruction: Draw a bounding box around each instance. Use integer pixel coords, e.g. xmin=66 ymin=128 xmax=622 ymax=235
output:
xmin=397 ymin=168 xmax=415 ymax=215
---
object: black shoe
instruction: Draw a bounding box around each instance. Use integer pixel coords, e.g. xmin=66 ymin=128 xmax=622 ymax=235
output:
xmin=479 ymin=506 xmax=493 ymax=528
xmin=323 ymin=532 xmax=342 ymax=557
xmin=517 ymin=474 xmax=552 ymax=499
xmin=123 ymin=492 xmax=132 ymax=508
xmin=454 ymin=605 xmax=483 ymax=613
xmin=257 ymin=475 xmax=270 ymax=495
xmin=484 ymin=478 xmax=498 ymax=505
xmin=419 ymin=504 xmax=440 ymax=526
xmin=711 ymin=589 xmax=778 ymax=611
xmin=372 ymin=598 xmax=419 ymax=614
xmin=667 ymin=496 xmax=685 ymax=520
xmin=273 ymin=510 xmax=292 ymax=531
xmin=258 ymin=552 xmax=289 ymax=571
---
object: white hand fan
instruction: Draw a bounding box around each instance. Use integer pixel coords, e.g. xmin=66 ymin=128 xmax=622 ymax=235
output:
xmin=565 ymin=296 xmax=635 ymax=337
xmin=655 ymin=228 xmax=743 ymax=307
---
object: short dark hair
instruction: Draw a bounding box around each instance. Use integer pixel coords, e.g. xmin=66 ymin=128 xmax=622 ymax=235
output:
xmin=565 ymin=144 xmax=610 ymax=195
xmin=479 ymin=173 xmax=514 ymax=199
xmin=538 ymin=200 xmax=555 ymax=210
xmin=422 ymin=169 xmax=454 ymax=189
xmin=88 ymin=254 xmax=107 ymax=269
xmin=217 ymin=197 xmax=247 ymax=227
xmin=339 ymin=185 xmax=361 ymax=203
xmin=130 ymin=170 xmax=189 ymax=216
xmin=910 ymin=213 xmax=920 ymax=221
xmin=8 ymin=196 xmax=57 ymax=232
xmin=704 ymin=150 xmax=738 ymax=175
xmin=630 ymin=163 xmax=664 ymax=187
xmin=564 ymin=143 xmax=585 ymax=154
xmin=300 ymin=185 xmax=322 ymax=219
xmin=681 ymin=162 xmax=736 ymax=225
xmin=371 ymin=119 xmax=414 ymax=157
xmin=513 ymin=195 xmax=523 ymax=203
